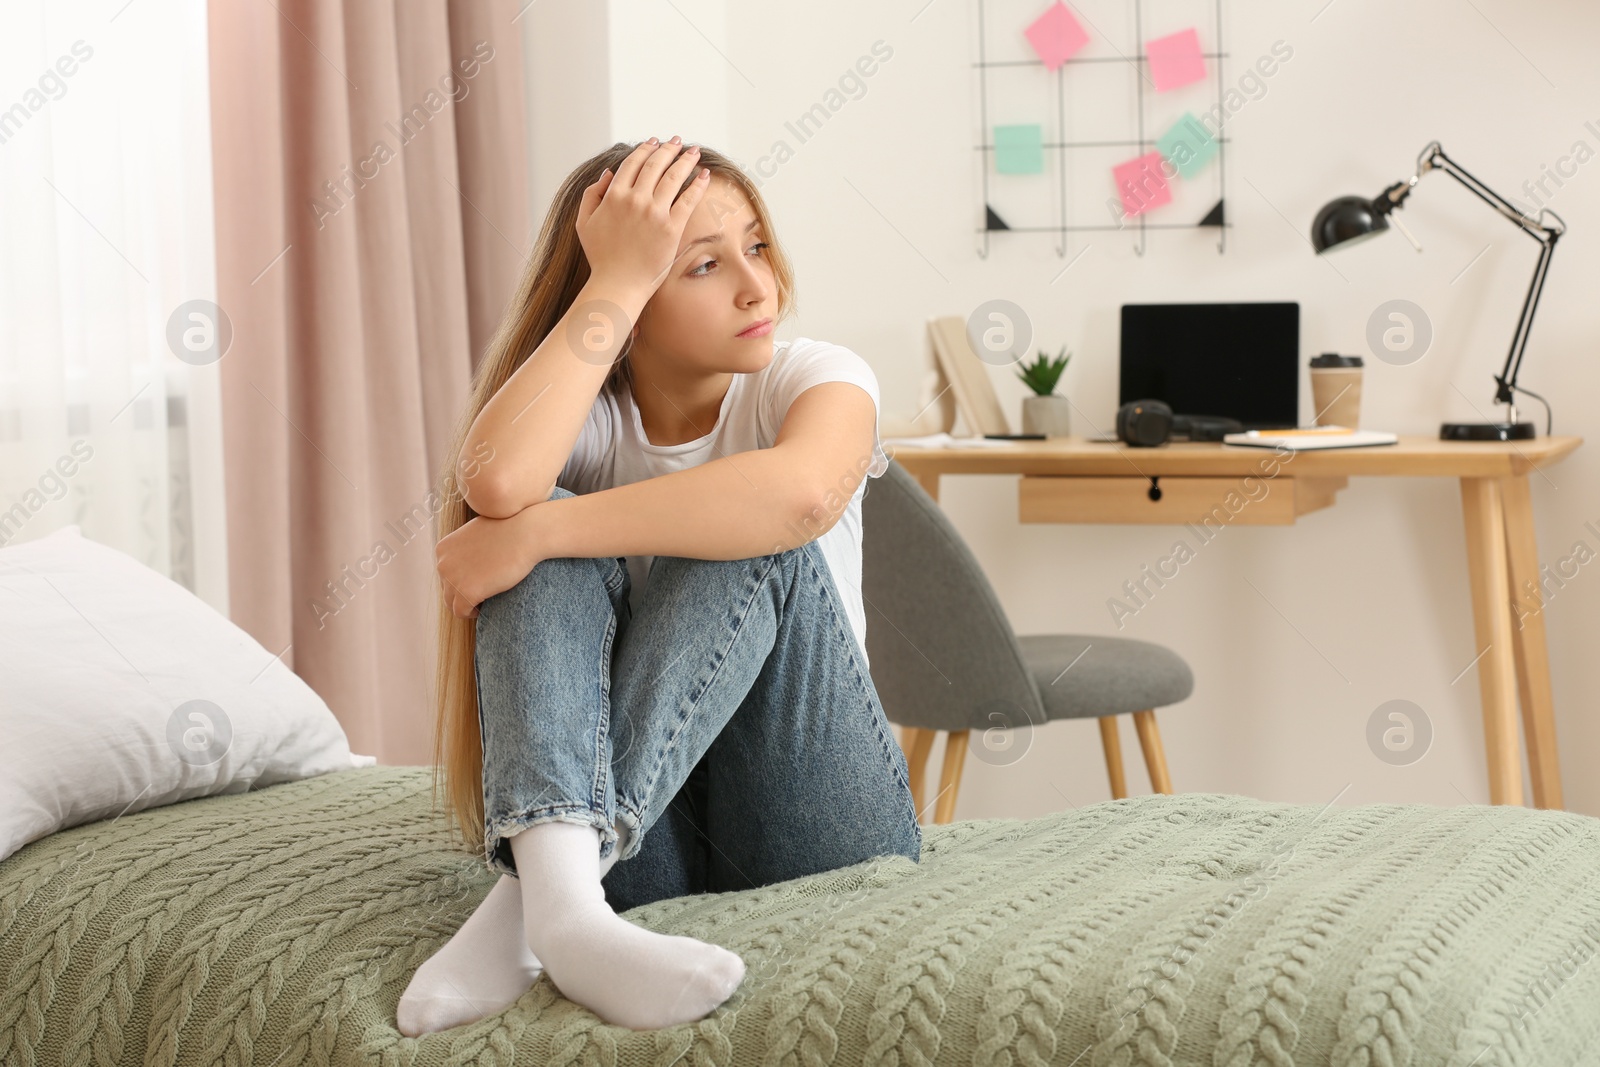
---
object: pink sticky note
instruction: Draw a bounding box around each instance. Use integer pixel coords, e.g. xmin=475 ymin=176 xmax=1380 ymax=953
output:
xmin=1146 ymin=28 xmax=1206 ymax=92
xmin=1025 ymin=2 xmax=1090 ymax=72
xmin=1113 ymin=152 xmax=1172 ymax=217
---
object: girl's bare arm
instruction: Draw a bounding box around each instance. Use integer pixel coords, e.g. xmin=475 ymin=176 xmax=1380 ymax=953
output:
xmin=528 ymin=450 xmax=822 ymax=564
xmin=460 ymin=139 xmax=710 ymax=518
xmin=528 ymin=381 xmax=876 ymax=562
xmin=459 ymin=274 xmax=652 ymax=518
xmin=437 ymin=383 xmax=876 ymax=618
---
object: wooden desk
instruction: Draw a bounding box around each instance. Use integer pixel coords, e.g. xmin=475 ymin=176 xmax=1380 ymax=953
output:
xmin=888 ymin=434 xmax=1583 ymax=809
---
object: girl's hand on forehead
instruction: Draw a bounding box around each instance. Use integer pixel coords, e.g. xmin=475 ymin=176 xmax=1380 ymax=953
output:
xmin=576 ymin=136 xmax=711 ymax=301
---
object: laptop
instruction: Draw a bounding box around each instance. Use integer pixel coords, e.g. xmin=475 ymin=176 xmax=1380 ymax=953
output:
xmin=1119 ymin=302 xmax=1300 ymax=432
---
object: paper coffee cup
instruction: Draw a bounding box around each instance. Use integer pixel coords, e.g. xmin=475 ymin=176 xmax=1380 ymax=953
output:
xmin=1309 ymin=353 xmax=1363 ymax=427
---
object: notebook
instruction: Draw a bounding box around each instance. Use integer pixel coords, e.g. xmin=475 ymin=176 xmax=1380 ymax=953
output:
xmin=1222 ymin=427 xmax=1399 ymax=450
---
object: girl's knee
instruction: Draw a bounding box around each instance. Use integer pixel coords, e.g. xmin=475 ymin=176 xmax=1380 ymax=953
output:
xmin=478 ymin=550 xmax=615 ymax=620
xmin=650 ymin=546 xmax=803 ymax=582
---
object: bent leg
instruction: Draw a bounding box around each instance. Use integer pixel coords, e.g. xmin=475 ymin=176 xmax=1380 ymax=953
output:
xmin=605 ymin=543 xmax=922 ymax=887
xmin=605 ymin=546 xmax=812 ymax=865
xmin=473 ymin=481 xmax=724 ymax=897
xmin=404 ymin=483 xmax=643 ymax=1035
xmin=601 ymin=752 xmax=710 ymax=912
xmin=702 ymin=541 xmax=923 ymax=891
xmin=475 ymin=551 xmax=627 ymax=874
xmin=469 ymin=486 xmax=742 ymax=1033
xmin=474 ymin=485 xmax=634 ymax=876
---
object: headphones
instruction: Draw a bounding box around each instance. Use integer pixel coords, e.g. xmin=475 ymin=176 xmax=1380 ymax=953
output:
xmin=1114 ymin=399 xmax=1244 ymax=447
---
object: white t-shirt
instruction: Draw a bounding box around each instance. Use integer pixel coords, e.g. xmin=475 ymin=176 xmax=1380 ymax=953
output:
xmin=556 ymin=336 xmax=891 ymax=667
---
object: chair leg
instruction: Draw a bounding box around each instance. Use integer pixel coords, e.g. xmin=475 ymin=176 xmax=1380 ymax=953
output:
xmin=935 ymin=730 xmax=969 ymax=824
xmin=900 ymin=727 xmax=936 ymax=821
xmin=1098 ymin=716 xmax=1128 ymax=800
xmin=1131 ymin=709 xmax=1173 ymax=794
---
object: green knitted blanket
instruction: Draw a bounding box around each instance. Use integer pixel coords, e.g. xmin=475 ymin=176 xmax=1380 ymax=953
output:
xmin=3 ymin=765 xmax=1598 ymax=1066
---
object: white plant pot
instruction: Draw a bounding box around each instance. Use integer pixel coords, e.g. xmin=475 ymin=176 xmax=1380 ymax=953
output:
xmin=1021 ymin=394 xmax=1072 ymax=438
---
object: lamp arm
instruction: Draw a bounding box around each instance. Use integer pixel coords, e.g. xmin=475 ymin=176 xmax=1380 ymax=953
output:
xmin=1408 ymin=142 xmax=1565 ymax=411
xmin=1501 ymin=227 xmax=1558 ymax=405
xmin=1419 ymin=143 xmax=1565 ymax=241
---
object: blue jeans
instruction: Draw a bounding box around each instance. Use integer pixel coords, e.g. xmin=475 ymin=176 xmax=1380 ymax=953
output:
xmin=473 ymin=485 xmax=922 ymax=914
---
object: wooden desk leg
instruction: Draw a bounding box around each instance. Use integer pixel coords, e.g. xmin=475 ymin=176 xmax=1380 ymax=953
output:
xmin=1500 ymin=474 xmax=1564 ymax=810
xmin=1460 ymin=477 xmax=1525 ymax=806
xmin=914 ymin=471 xmax=941 ymax=502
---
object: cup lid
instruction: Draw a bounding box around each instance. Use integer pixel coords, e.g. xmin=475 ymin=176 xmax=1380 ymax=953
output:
xmin=1310 ymin=353 xmax=1363 ymax=368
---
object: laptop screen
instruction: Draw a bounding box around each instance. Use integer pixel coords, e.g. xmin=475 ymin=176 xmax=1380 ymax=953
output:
xmin=1119 ymin=302 xmax=1300 ymax=430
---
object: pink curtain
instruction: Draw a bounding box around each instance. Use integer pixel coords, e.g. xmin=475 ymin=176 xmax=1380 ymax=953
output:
xmin=207 ymin=0 xmax=531 ymax=762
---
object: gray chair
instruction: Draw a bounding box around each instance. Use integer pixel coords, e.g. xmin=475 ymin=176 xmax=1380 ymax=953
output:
xmin=861 ymin=458 xmax=1195 ymax=823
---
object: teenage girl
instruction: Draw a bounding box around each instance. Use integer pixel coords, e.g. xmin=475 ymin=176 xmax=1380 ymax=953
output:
xmin=397 ymin=137 xmax=921 ymax=1036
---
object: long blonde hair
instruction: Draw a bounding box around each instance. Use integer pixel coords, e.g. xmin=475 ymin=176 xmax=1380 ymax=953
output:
xmin=430 ymin=142 xmax=798 ymax=853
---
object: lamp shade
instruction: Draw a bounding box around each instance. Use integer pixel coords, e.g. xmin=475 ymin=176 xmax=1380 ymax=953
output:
xmin=1311 ymin=195 xmax=1389 ymax=253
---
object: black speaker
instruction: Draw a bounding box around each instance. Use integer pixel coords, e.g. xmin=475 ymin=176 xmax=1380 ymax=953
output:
xmin=1115 ymin=398 xmax=1174 ymax=446
xmin=1115 ymin=399 xmax=1243 ymax=447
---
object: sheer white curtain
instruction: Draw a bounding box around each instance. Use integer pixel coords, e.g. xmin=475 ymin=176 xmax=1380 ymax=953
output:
xmin=0 ymin=0 xmax=228 ymax=610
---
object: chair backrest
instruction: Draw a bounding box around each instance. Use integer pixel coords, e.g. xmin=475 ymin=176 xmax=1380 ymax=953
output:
xmin=861 ymin=459 xmax=1047 ymax=733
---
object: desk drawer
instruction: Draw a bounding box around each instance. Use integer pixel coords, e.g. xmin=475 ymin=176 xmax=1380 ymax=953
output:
xmin=1018 ymin=475 xmax=1342 ymax=526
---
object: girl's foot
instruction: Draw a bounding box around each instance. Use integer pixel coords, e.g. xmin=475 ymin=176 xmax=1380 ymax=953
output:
xmin=509 ymin=819 xmax=745 ymax=1030
xmin=397 ymin=822 xmax=631 ymax=1036
xmin=396 ymin=874 xmax=541 ymax=1036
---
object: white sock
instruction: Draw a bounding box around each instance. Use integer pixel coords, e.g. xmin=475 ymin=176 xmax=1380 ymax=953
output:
xmin=509 ymin=819 xmax=745 ymax=1030
xmin=396 ymin=819 xmax=630 ymax=1036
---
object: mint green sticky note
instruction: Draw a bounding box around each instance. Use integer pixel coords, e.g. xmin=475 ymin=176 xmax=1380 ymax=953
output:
xmin=994 ymin=124 xmax=1044 ymax=174
xmin=1155 ymin=112 xmax=1218 ymax=179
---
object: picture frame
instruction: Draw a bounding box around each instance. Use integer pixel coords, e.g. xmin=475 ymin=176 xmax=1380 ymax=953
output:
xmin=927 ymin=315 xmax=1012 ymax=437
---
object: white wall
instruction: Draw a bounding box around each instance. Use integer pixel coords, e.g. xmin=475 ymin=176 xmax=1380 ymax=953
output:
xmin=522 ymin=0 xmax=731 ymax=219
xmin=530 ymin=0 xmax=1600 ymax=817
xmin=521 ymin=1 xmax=612 ymax=221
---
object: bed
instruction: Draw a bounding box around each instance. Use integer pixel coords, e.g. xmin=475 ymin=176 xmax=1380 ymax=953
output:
xmin=3 ymin=764 xmax=1598 ymax=1066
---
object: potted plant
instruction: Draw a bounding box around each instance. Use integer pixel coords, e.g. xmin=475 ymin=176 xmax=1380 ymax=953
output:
xmin=1016 ymin=345 xmax=1072 ymax=437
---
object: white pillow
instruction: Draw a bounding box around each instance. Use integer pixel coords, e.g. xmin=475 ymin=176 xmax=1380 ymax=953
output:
xmin=0 ymin=524 xmax=371 ymax=864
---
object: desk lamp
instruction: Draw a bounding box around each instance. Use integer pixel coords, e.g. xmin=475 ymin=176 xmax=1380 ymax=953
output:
xmin=1310 ymin=140 xmax=1565 ymax=441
